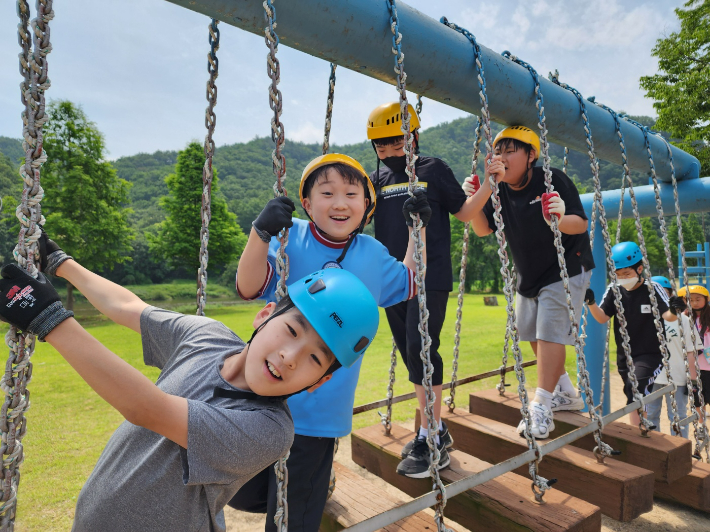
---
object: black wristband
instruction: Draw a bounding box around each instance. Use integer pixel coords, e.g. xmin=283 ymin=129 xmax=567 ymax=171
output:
xmin=252 ymin=222 xmax=272 ymax=244
xmin=27 ymin=301 xmax=74 ymax=341
xmin=45 ymin=250 xmax=73 ymax=276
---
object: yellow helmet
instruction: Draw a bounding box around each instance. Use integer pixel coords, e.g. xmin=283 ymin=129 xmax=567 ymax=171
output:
xmin=493 ymin=125 xmax=540 ymax=156
xmin=678 ymin=285 xmax=709 ymax=298
xmin=366 ymin=102 xmax=420 ymax=140
xmin=299 ymin=153 xmax=377 ymax=223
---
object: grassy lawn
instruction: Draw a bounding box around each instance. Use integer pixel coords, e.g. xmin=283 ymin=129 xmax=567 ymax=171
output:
xmin=11 ymin=293 xmax=581 ymax=531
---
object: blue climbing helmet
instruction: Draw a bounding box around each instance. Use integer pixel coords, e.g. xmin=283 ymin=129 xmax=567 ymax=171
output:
xmin=611 ymin=241 xmax=643 ymax=270
xmin=651 ymin=276 xmax=672 ymax=290
xmin=288 ymin=269 xmax=379 ymax=368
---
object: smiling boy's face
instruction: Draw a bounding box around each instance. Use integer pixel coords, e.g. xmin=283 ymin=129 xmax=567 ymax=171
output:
xmin=242 ymin=303 xmax=336 ymax=396
xmin=302 ymin=168 xmax=369 ymax=242
xmin=493 ymin=140 xmax=537 ymax=185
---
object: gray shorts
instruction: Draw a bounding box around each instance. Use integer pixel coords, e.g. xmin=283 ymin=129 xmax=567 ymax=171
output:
xmin=516 ymin=269 xmax=592 ymax=345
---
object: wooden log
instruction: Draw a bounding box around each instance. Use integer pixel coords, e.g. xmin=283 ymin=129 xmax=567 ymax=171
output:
xmin=469 ymin=389 xmax=692 ymax=483
xmin=415 ymin=408 xmax=654 ymax=521
xmin=653 ymin=461 xmax=710 ymax=513
xmin=321 ymin=462 xmax=462 ymax=531
xmin=352 ymin=423 xmax=601 ymax=532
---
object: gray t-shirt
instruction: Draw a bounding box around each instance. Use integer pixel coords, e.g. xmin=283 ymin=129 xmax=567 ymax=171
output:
xmin=72 ymin=307 xmax=293 ymax=532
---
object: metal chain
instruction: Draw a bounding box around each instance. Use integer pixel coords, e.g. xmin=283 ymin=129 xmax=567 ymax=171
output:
xmin=415 ymin=94 xmax=423 ymax=117
xmin=623 ymin=117 xmax=684 ymax=434
xmin=655 ymin=132 xmax=709 ymax=457
xmin=589 ymin=101 xmax=667 ymax=435
xmin=562 ymin=146 xmax=568 ymax=175
xmin=387 ymin=3 xmax=448 ymax=529
xmin=264 ymin=0 xmax=289 ymax=304
xmin=326 ymin=437 xmax=339 ymax=499
xmin=378 ymin=338 xmax=398 ymax=434
xmin=529 ymin=69 xmax=612 ymax=461
xmin=322 ymin=63 xmax=337 ymax=155
xmin=3 ymin=1 xmax=53 ymax=527
xmin=264 ymin=1 xmax=290 ymax=528
xmin=196 ymin=19 xmax=220 ymax=317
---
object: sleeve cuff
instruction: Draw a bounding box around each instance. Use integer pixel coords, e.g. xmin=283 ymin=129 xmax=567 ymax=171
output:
xmin=406 ymin=268 xmax=416 ymax=300
xmin=236 ymin=263 xmax=275 ymax=301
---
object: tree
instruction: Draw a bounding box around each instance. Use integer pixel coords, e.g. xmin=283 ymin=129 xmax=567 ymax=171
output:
xmin=450 ymin=216 xmax=502 ymax=292
xmin=669 ymin=213 xmax=705 ymax=271
xmin=148 ymin=142 xmax=246 ymax=279
xmin=640 ymin=1 xmax=710 ymax=175
xmin=42 ymin=100 xmax=134 ymax=309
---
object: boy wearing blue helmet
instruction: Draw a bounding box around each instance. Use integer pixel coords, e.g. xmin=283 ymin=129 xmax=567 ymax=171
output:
xmin=645 ymin=277 xmax=701 ymax=438
xmin=0 ymin=233 xmax=379 ymax=532
xmin=586 ymin=242 xmax=686 ymax=427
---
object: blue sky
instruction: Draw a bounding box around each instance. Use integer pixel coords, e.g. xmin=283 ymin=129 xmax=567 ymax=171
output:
xmin=0 ymin=0 xmax=683 ymax=159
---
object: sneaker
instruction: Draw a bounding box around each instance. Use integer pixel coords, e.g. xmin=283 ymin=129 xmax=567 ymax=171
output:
xmin=551 ymin=386 xmax=584 ymax=412
xmin=400 ymin=421 xmax=454 ymax=459
xmin=516 ymin=402 xmax=555 ymax=440
xmin=396 ymin=435 xmax=451 ymax=478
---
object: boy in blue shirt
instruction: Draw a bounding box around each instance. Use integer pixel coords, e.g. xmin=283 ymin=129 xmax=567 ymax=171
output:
xmin=231 ymin=153 xmax=431 ymax=531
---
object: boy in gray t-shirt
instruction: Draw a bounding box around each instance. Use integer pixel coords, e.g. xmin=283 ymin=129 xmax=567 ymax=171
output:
xmin=0 ymin=234 xmax=379 ymax=532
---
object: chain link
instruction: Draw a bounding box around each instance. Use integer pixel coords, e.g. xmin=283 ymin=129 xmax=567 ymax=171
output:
xmin=3 ymin=1 xmax=54 ymax=526
xmin=562 ymin=146 xmax=568 ymax=175
xmin=378 ymin=338 xmax=398 ymax=434
xmin=415 ymin=94 xmax=423 ymax=117
xmin=196 ymin=19 xmax=220 ymax=317
xmin=263 ymin=1 xmax=291 ymax=528
xmin=322 ymin=63 xmax=337 ymax=155
xmin=387 ymin=3 xmax=449 ymax=529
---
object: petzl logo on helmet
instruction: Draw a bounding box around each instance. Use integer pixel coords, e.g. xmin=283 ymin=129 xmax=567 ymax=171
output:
xmin=7 ymin=286 xmax=20 ymax=300
xmin=329 ymin=312 xmax=343 ymax=328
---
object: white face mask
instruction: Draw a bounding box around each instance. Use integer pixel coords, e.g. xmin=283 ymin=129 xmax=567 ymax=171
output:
xmin=616 ymin=276 xmax=639 ymax=290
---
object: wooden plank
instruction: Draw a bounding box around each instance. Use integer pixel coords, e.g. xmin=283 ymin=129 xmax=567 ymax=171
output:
xmin=352 ymin=423 xmax=601 ymax=532
xmin=321 ymin=462 xmax=463 ymax=531
xmin=414 ymin=408 xmax=654 ymax=521
xmin=653 ymin=461 xmax=710 ymax=513
xmin=469 ymin=389 xmax=692 ymax=483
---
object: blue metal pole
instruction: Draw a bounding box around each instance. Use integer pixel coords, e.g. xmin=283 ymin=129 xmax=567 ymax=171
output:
xmin=165 ymin=0 xmax=701 ymax=181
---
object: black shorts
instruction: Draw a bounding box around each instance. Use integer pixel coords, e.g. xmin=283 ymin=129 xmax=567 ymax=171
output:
xmin=618 ymin=354 xmax=663 ymax=406
xmin=384 ymin=290 xmax=449 ymax=386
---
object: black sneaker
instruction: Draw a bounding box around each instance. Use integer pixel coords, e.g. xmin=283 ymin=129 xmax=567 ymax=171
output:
xmin=400 ymin=421 xmax=454 ymax=459
xmin=396 ymin=435 xmax=451 ymax=478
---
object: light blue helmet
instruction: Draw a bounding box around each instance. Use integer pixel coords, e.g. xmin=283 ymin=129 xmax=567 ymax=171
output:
xmin=288 ymin=269 xmax=379 ymax=368
xmin=651 ymin=276 xmax=672 ymax=290
xmin=611 ymin=242 xmax=643 ymax=270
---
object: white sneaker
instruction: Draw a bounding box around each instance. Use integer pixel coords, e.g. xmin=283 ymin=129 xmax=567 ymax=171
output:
xmin=551 ymin=386 xmax=584 ymax=412
xmin=516 ymin=402 xmax=555 ymax=439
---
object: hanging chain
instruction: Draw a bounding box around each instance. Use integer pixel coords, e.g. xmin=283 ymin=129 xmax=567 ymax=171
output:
xmin=562 ymin=146 xmax=569 ymax=175
xmin=3 ymin=1 xmax=53 ymax=527
xmin=321 ymin=63 xmax=337 ymax=155
xmin=264 ymin=1 xmax=290 ymax=529
xmin=655 ymin=132 xmax=709 ymax=457
xmin=196 ymin=19 xmax=220 ymax=317
xmin=415 ymin=94 xmax=423 ymax=117
xmin=326 ymin=437 xmax=339 ymax=500
xmin=378 ymin=338 xmax=398 ymax=434
xmin=589 ymin=102 xmax=667 ymax=435
xmin=387 ymin=3 xmax=448 ymax=529
xmin=545 ymin=71 xmax=620 ymax=460
xmin=625 ymin=117 xmax=685 ymax=434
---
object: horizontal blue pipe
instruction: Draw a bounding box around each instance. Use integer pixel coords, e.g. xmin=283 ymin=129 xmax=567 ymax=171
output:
xmin=580 ymin=177 xmax=710 ymax=218
xmin=166 ymin=0 xmax=700 ymax=181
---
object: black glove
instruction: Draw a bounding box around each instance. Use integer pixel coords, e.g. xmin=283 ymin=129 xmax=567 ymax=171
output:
xmin=402 ymin=189 xmax=432 ymax=228
xmin=38 ymin=228 xmax=72 ymax=276
xmin=584 ymin=288 xmax=595 ymax=305
xmin=252 ymin=197 xmax=295 ymax=243
xmin=0 ymin=264 xmax=73 ymax=340
xmin=669 ymin=295 xmax=688 ymax=316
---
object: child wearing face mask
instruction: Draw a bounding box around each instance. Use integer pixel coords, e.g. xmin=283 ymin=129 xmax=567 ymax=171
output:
xmin=586 ymin=242 xmax=687 ymax=427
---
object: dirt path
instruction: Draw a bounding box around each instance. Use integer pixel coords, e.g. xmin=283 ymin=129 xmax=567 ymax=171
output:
xmin=225 ymin=373 xmax=710 ymax=531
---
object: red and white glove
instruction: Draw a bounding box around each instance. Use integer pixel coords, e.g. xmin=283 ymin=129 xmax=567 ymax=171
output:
xmin=541 ymin=192 xmax=565 ymax=225
xmin=462 ymin=174 xmax=481 ymax=196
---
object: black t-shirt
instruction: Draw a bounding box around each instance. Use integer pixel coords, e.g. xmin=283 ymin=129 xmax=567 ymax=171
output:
xmin=482 ymin=166 xmax=595 ymax=297
xmin=371 ymin=156 xmax=467 ymax=292
xmin=599 ymin=280 xmax=670 ymax=363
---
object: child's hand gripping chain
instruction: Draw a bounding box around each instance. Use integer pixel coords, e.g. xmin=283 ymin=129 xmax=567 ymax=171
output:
xmin=541 ymin=191 xmax=565 ymax=225
xmin=462 ymin=174 xmax=481 ymax=196
xmin=252 ymin=197 xmax=296 ymax=243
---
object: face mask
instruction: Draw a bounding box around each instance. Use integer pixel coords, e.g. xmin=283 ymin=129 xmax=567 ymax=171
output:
xmin=382 ymin=155 xmax=407 ymax=173
xmin=616 ymin=277 xmax=639 ymax=290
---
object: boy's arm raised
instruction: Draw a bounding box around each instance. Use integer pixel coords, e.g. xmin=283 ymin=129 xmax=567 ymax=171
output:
xmin=236 ymin=197 xmax=295 ymax=299
xmin=454 ymin=157 xmax=505 ymax=236
xmin=0 ymin=265 xmax=189 ymax=448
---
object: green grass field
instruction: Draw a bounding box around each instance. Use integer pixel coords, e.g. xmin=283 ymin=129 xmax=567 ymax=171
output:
xmin=12 ymin=294 xmax=581 ymax=531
